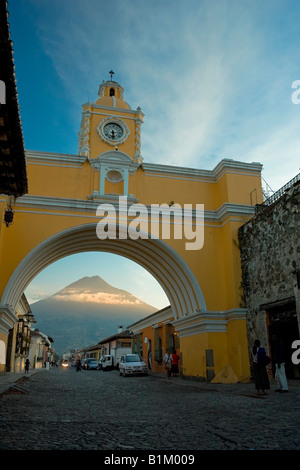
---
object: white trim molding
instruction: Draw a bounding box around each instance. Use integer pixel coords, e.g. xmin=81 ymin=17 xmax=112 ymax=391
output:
xmin=128 ymin=306 xmax=173 ymax=333
xmin=26 ymin=150 xmax=87 ymax=167
xmin=90 ymin=150 xmax=140 ymax=197
xmin=142 ymin=159 xmax=263 ymax=183
xmin=9 ymin=195 xmax=255 ymax=225
xmin=0 ymin=305 xmax=18 ymax=335
xmin=172 ymin=308 xmax=247 ymax=337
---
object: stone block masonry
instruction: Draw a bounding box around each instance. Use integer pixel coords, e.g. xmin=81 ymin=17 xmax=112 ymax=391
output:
xmin=238 ymin=177 xmax=300 ymax=361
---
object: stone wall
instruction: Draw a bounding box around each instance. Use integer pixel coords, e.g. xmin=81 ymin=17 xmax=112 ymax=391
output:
xmin=238 ymin=178 xmax=300 ymax=355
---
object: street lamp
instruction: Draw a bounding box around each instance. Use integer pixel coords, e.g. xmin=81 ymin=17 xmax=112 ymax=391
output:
xmin=3 ymin=207 xmax=14 ymax=227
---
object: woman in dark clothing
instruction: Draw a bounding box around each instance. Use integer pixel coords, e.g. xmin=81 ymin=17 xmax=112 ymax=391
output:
xmin=252 ymin=339 xmax=270 ymax=396
xmin=25 ymin=358 xmax=30 ymax=374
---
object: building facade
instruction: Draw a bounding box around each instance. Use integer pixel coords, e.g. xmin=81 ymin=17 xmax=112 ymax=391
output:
xmin=0 ymin=76 xmax=264 ymax=381
xmin=239 ymin=176 xmax=300 ymax=380
xmin=128 ymin=307 xmax=179 ymax=375
xmin=0 ymin=1 xmax=28 ymax=374
xmin=29 ymin=329 xmax=54 ymax=369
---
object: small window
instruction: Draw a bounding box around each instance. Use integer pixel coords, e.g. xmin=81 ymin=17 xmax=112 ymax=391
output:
xmin=106 ymin=170 xmax=123 ymax=183
xmin=110 ymin=88 xmax=115 ymax=96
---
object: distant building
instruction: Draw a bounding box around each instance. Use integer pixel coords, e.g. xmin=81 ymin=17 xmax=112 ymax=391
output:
xmin=97 ymin=326 xmax=133 ymax=359
xmin=127 ymin=307 xmax=179 ymax=375
xmin=5 ymin=294 xmax=35 ymax=373
xmin=29 ymin=329 xmax=54 ymax=369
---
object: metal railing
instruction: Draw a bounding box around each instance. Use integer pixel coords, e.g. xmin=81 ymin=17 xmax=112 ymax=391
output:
xmin=256 ymin=172 xmax=300 ymax=213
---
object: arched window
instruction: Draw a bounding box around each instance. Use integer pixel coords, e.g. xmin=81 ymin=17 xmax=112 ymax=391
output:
xmin=110 ymin=88 xmax=115 ymax=96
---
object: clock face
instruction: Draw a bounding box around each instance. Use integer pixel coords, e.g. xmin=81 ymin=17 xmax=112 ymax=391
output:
xmin=103 ymin=122 xmax=124 ymax=141
xmin=97 ymin=117 xmax=129 ymax=145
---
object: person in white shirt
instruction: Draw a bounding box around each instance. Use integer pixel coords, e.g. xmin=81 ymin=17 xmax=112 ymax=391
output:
xmin=163 ymin=349 xmax=172 ymax=378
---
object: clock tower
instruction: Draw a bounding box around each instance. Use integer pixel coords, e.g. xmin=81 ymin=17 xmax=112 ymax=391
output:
xmin=78 ymin=73 xmax=144 ymax=197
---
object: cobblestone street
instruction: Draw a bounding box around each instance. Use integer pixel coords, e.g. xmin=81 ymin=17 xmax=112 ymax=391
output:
xmin=0 ymin=366 xmax=300 ymax=454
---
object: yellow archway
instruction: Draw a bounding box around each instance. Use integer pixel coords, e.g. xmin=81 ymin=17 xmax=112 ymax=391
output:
xmin=1 ymin=223 xmax=206 ymax=318
xmin=0 ymin=77 xmax=263 ymax=381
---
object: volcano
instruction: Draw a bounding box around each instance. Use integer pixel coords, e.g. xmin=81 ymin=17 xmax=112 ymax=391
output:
xmin=30 ymin=276 xmax=156 ymax=355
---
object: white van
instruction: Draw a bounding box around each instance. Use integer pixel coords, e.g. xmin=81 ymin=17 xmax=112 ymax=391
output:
xmin=99 ymin=355 xmax=114 ymax=371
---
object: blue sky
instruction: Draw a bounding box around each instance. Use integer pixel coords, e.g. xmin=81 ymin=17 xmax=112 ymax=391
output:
xmin=7 ymin=0 xmax=300 ymax=309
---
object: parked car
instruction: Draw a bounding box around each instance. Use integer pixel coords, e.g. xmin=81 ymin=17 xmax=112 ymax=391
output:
xmin=61 ymin=359 xmax=69 ymax=368
xmin=119 ymin=354 xmax=148 ymax=376
xmin=82 ymin=358 xmax=99 ymax=370
xmin=98 ymin=355 xmax=114 ymax=371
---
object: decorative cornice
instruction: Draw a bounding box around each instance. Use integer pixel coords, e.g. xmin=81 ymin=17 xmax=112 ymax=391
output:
xmin=127 ymin=306 xmax=173 ymax=332
xmin=126 ymin=307 xmax=247 ymax=337
xmin=26 ymin=150 xmax=87 ymax=167
xmin=207 ymin=203 xmax=256 ymax=222
xmin=87 ymin=193 xmax=138 ymax=203
xmin=8 ymin=194 xmax=140 ymax=212
xmin=25 ymin=152 xmax=262 ymax=184
xmin=172 ymin=308 xmax=247 ymax=337
xmin=16 ymin=293 xmax=32 ymax=317
xmin=82 ymin=102 xmax=144 ymax=117
xmin=90 ymin=150 xmax=140 ymax=174
xmin=0 ymin=304 xmax=19 ymax=335
xmin=142 ymin=159 xmax=263 ymax=182
xmin=91 ymin=150 xmax=134 ymax=165
xmin=2 ymin=195 xmax=255 ymax=222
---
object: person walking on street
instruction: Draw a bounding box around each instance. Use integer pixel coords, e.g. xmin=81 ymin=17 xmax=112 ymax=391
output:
xmin=163 ymin=349 xmax=172 ymax=379
xmin=171 ymin=350 xmax=180 ymax=377
xmin=76 ymin=359 xmax=82 ymax=372
xmin=273 ymin=337 xmax=289 ymax=393
xmin=252 ymin=339 xmax=270 ymax=396
xmin=25 ymin=358 xmax=30 ymax=374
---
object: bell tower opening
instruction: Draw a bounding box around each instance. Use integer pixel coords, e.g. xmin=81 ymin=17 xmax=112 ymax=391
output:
xmin=78 ymin=72 xmax=144 ymax=162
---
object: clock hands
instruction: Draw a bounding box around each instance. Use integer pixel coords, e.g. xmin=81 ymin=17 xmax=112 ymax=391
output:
xmin=104 ymin=123 xmax=123 ymax=140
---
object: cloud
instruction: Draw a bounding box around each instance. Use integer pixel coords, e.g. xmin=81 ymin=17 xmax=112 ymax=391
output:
xmin=25 ymin=286 xmax=56 ymax=305
xmin=16 ymin=0 xmax=300 ymax=188
xmin=53 ymin=291 xmax=145 ymax=305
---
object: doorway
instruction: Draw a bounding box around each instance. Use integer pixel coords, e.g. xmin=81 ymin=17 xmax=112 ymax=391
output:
xmin=267 ymin=300 xmax=300 ymax=379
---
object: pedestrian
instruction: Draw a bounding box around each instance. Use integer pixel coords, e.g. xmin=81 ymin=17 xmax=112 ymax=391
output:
xmin=25 ymin=358 xmax=30 ymax=374
xmin=251 ymin=339 xmax=270 ymax=396
xmin=148 ymin=349 xmax=152 ymax=370
xmin=171 ymin=349 xmax=180 ymax=377
xmin=163 ymin=349 xmax=172 ymax=378
xmin=273 ymin=337 xmax=289 ymax=393
xmin=76 ymin=359 xmax=81 ymax=372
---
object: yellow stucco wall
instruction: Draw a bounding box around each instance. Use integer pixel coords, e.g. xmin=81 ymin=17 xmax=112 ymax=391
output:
xmin=180 ymin=319 xmax=250 ymax=383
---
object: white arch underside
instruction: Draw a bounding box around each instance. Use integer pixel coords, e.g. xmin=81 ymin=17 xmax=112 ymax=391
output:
xmin=1 ymin=224 xmax=206 ymax=317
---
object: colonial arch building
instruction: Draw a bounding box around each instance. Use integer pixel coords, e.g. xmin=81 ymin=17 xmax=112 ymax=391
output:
xmin=0 ymin=76 xmax=263 ymax=381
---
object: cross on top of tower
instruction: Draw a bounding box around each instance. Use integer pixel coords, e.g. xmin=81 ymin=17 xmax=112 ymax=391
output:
xmin=109 ymin=70 xmax=115 ymax=81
